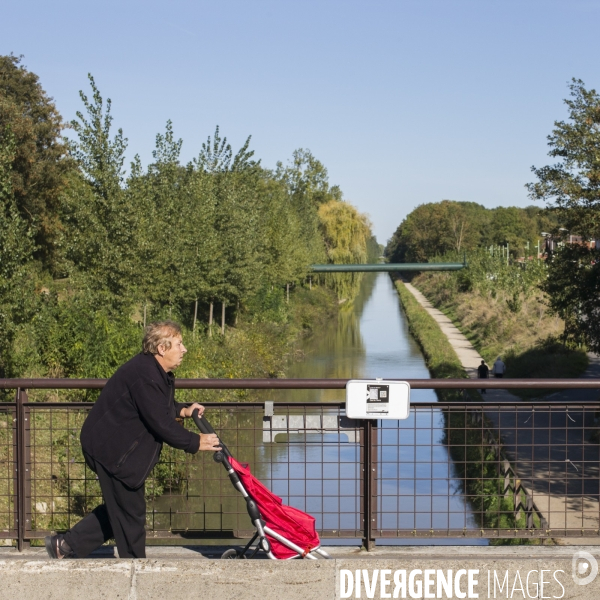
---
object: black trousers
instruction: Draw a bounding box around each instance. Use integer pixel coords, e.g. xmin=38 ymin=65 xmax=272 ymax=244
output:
xmin=64 ymin=458 xmax=146 ymax=558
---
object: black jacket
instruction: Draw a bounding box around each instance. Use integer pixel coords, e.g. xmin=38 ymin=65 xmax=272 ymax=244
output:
xmin=81 ymin=352 xmax=200 ymax=488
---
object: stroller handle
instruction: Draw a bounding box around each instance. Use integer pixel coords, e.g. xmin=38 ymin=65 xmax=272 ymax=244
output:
xmin=191 ymin=409 xmax=213 ymax=434
xmin=192 ymin=408 xmax=232 ymax=458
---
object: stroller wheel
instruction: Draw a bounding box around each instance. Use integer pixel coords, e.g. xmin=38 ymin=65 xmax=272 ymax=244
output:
xmin=221 ymin=548 xmax=240 ymax=559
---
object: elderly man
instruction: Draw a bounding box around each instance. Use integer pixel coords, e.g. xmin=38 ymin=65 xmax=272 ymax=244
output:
xmin=45 ymin=321 xmax=221 ymax=559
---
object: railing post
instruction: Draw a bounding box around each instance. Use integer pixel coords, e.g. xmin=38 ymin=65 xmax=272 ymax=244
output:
xmin=361 ymin=419 xmax=377 ymax=551
xmin=16 ymin=388 xmax=31 ymax=551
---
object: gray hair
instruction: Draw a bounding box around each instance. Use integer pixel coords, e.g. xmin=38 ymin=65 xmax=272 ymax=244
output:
xmin=142 ymin=321 xmax=182 ymax=355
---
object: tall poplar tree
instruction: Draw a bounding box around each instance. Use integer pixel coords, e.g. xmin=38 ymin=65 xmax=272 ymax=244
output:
xmin=195 ymin=127 xmax=265 ymax=312
xmin=63 ymin=75 xmax=139 ymax=307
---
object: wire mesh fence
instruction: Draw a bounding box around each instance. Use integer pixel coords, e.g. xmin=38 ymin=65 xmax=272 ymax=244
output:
xmin=1 ymin=379 xmax=599 ymax=549
xmin=0 ymin=404 xmax=16 ymax=540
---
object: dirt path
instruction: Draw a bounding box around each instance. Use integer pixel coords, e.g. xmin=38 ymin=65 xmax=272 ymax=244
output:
xmin=401 ymin=280 xmax=519 ymax=402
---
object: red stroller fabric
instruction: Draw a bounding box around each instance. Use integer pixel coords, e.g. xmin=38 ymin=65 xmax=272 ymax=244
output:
xmin=229 ymin=456 xmax=321 ymax=559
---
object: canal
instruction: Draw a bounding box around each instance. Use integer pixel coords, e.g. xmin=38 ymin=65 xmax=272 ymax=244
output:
xmin=261 ymin=273 xmax=486 ymax=545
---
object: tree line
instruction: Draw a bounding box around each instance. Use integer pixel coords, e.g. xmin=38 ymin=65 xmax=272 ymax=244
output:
xmin=0 ymin=55 xmax=377 ymax=378
xmin=385 ymin=200 xmax=557 ymax=263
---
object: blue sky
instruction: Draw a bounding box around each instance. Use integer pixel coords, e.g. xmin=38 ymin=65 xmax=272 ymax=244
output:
xmin=2 ymin=1 xmax=599 ymax=244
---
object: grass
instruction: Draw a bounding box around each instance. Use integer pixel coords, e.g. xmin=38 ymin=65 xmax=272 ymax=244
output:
xmin=392 ymin=278 xmax=473 ymax=402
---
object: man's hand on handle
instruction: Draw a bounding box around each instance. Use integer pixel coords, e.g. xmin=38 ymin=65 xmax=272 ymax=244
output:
xmin=186 ymin=405 xmax=222 ymax=452
xmin=199 ymin=433 xmax=221 ymax=452
xmin=180 ymin=403 xmax=205 ymax=419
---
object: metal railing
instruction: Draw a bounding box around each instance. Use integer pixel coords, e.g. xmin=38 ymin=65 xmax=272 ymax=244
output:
xmin=1 ymin=378 xmax=600 ymax=551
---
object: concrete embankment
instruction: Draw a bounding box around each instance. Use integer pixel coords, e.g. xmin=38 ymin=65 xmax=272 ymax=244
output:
xmin=1 ymin=545 xmax=600 ymax=599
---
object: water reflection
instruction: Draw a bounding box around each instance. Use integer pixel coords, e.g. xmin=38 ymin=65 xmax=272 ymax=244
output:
xmin=261 ymin=273 xmax=439 ymax=404
xmin=257 ymin=275 xmax=375 ymax=403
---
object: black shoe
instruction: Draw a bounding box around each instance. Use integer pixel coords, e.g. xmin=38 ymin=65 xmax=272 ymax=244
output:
xmin=45 ymin=534 xmax=75 ymax=559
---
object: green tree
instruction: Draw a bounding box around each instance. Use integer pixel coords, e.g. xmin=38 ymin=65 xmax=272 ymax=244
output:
xmin=385 ymin=201 xmax=552 ymax=262
xmin=442 ymin=201 xmax=487 ymax=252
xmin=386 ymin=201 xmax=486 ymax=262
xmin=366 ymin=236 xmax=383 ymax=263
xmin=195 ymin=125 xmax=259 ymax=173
xmin=528 ymin=79 xmax=600 ymax=350
xmin=135 ymin=120 xmax=188 ymax=312
xmin=275 ymin=149 xmax=333 ymax=267
xmin=1 ymin=60 xmax=373 ymax=381
xmin=62 ymin=75 xmax=139 ymax=307
xmin=527 ymin=79 xmax=600 ymax=239
xmin=257 ymin=175 xmax=308 ymax=288
xmin=0 ymin=54 xmax=71 ymax=272
xmin=487 ymin=207 xmax=536 ymax=249
xmin=195 ymin=127 xmax=266 ymax=320
xmin=177 ymin=166 xmax=220 ymax=326
xmin=318 ymin=199 xmax=372 ymax=299
xmin=276 ymin=148 xmax=341 ymax=206
xmin=212 ymin=170 xmax=264 ymax=305
xmin=0 ymin=124 xmax=36 ymax=376
xmin=542 ymin=245 xmax=600 ymax=352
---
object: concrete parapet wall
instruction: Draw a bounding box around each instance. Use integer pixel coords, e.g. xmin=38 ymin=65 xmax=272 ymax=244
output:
xmin=1 ymin=546 xmax=600 ymax=599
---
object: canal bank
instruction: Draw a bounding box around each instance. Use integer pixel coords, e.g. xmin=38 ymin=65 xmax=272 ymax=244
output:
xmin=393 ymin=277 xmax=600 ymax=546
xmin=397 ymin=278 xmax=519 ymax=403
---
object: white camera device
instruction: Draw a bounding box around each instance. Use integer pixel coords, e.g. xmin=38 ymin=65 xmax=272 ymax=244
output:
xmin=345 ymin=379 xmax=411 ymax=420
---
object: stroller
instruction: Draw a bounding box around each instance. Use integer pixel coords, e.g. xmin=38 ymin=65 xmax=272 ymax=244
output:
xmin=193 ymin=410 xmax=331 ymax=560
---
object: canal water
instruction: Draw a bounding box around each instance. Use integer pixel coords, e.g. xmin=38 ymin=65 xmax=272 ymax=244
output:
xmin=272 ymin=272 xmax=439 ymax=402
xmin=262 ymin=273 xmax=486 ymax=545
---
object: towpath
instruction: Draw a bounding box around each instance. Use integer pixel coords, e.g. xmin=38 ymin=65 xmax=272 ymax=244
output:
xmin=401 ymin=281 xmax=519 ymax=401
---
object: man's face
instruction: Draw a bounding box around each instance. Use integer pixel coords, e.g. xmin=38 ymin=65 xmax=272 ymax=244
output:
xmin=159 ymin=336 xmax=187 ymax=371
